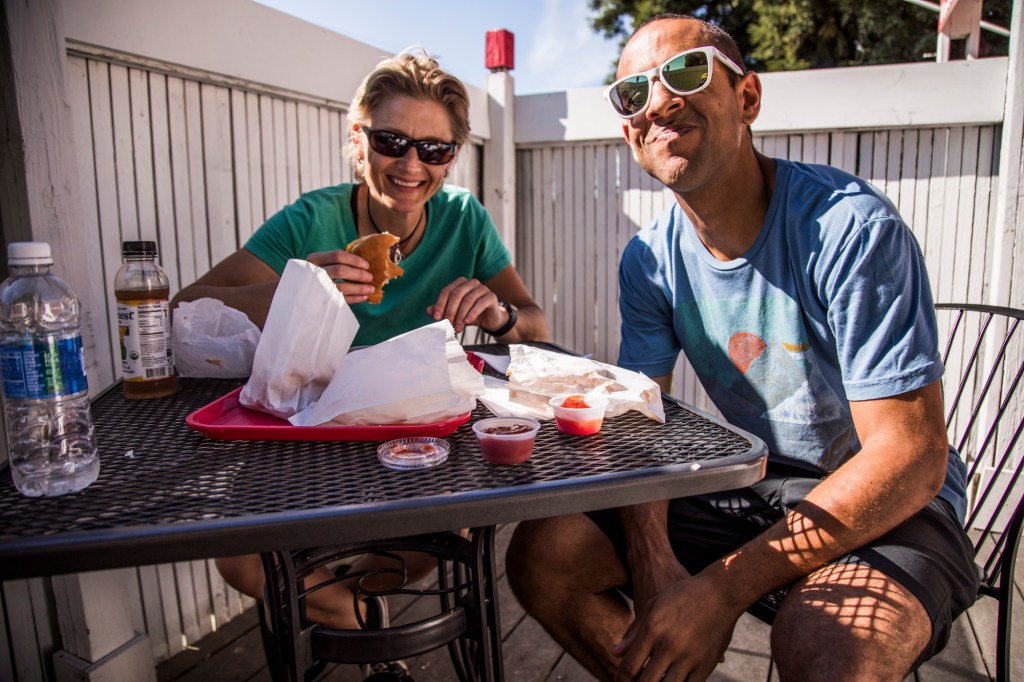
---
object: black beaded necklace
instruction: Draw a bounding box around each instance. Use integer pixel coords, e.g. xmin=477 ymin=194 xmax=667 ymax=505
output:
xmin=353 ymin=184 xmax=426 ymax=263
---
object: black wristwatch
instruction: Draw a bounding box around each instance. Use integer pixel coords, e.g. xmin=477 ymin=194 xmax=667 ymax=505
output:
xmin=483 ymin=300 xmax=518 ymax=337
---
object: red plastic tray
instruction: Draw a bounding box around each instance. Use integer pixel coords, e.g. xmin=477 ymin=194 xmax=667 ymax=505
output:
xmin=185 ymin=387 xmax=472 ymax=441
xmin=184 ymin=352 xmax=484 ymax=442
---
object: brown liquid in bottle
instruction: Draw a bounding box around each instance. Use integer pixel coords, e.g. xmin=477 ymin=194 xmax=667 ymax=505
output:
xmin=115 ymin=285 xmax=177 ymax=399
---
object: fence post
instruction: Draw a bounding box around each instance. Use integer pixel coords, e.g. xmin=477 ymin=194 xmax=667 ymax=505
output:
xmin=483 ymin=29 xmax=516 ymax=262
xmin=988 ymin=0 xmax=1024 ymax=310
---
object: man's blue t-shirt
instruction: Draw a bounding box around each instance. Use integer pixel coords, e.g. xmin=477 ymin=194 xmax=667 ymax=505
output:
xmin=618 ymin=159 xmax=967 ymax=520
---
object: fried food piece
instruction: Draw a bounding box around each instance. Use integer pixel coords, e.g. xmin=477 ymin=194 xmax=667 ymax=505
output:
xmin=345 ymin=232 xmax=404 ymax=304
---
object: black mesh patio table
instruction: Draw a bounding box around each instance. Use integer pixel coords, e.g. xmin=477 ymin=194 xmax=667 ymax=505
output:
xmin=0 ymin=343 xmax=766 ymax=681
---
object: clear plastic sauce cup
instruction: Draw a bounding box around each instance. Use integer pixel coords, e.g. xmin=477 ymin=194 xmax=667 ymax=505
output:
xmin=549 ymin=394 xmax=609 ymax=436
xmin=472 ymin=417 xmax=541 ymax=465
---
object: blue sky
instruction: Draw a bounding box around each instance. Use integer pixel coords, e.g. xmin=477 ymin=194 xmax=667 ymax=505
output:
xmin=252 ymin=0 xmax=624 ymax=95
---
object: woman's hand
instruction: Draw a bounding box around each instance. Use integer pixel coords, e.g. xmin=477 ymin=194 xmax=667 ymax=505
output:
xmin=306 ymin=250 xmax=376 ymax=304
xmin=427 ymin=277 xmax=504 ymax=334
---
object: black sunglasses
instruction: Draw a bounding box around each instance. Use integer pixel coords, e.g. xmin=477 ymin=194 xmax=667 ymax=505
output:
xmin=361 ymin=126 xmax=458 ymax=165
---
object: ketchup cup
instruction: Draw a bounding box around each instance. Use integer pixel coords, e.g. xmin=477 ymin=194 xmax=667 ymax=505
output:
xmin=549 ymin=394 xmax=609 ymax=436
xmin=472 ymin=417 xmax=541 ymax=465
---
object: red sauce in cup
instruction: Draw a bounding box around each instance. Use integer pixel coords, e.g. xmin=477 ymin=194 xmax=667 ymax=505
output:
xmin=555 ymin=417 xmax=603 ymax=436
xmin=477 ymin=435 xmax=536 ymax=464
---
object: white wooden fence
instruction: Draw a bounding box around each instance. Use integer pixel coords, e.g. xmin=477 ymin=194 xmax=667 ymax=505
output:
xmin=2 ymin=0 xmax=1022 ymax=679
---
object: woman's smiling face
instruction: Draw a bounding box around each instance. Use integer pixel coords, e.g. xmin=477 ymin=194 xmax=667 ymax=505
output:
xmin=355 ymin=95 xmax=457 ymax=215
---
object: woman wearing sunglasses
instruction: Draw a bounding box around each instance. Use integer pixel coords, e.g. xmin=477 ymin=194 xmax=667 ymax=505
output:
xmin=173 ymin=49 xmax=548 ymax=348
xmin=174 ymin=50 xmax=548 ymax=682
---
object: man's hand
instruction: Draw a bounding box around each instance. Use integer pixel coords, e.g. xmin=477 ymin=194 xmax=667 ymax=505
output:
xmin=623 ymin=545 xmax=688 ymax=644
xmin=613 ymin=572 xmax=741 ymax=682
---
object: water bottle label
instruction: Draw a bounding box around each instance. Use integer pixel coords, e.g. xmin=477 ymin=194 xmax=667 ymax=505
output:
xmin=118 ymin=299 xmax=174 ymax=381
xmin=0 ymin=335 xmax=89 ymax=399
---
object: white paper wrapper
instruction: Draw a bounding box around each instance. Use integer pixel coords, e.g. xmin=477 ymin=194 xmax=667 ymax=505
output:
xmin=288 ymin=319 xmax=479 ymax=425
xmin=172 ymin=298 xmax=262 ymax=378
xmin=503 ymin=345 xmax=665 ymax=423
xmin=290 ymin=320 xmax=484 ymax=426
xmin=239 ymin=259 xmax=358 ymax=419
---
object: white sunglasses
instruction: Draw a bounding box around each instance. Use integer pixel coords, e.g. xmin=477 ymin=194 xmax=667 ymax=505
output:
xmin=604 ymin=46 xmax=745 ymax=119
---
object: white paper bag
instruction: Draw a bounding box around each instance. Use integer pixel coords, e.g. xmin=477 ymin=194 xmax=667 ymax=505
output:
xmin=172 ymin=298 xmax=262 ymax=378
xmin=239 ymin=259 xmax=359 ymax=419
xmin=504 ymin=345 xmax=666 ymax=422
xmin=290 ymin=320 xmax=484 ymax=426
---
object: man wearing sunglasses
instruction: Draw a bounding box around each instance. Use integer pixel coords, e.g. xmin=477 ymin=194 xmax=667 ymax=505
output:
xmin=507 ymin=13 xmax=978 ymax=682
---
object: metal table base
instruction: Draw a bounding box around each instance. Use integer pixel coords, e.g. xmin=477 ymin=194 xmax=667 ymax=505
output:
xmin=259 ymin=527 xmax=501 ymax=682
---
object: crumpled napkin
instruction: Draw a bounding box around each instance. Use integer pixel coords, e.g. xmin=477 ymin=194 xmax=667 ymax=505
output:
xmin=172 ymin=298 xmax=261 ymax=378
xmin=497 ymin=345 xmax=665 ymax=422
xmin=239 ymin=259 xmax=358 ymax=419
xmin=290 ymin=320 xmax=484 ymax=426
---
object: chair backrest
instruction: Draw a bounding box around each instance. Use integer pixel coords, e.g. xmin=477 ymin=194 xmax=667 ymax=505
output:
xmin=935 ymin=303 xmax=1024 ymax=602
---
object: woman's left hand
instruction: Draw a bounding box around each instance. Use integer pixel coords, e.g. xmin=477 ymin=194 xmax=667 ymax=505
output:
xmin=427 ymin=277 xmax=505 ymax=334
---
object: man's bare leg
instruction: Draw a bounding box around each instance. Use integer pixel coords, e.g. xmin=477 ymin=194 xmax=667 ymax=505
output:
xmin=772 ymin=562 xmax=931 ymax=681
xmin=506 ymin=514 xmax=632 ymax=682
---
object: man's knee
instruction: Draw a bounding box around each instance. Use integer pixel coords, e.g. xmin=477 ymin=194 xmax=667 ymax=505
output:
xmin=506 ymin=517 xmax=564 ymax=600
xmin=506 ymin=514 xmax=623 ymax=605
xmin=770 ymin=563 xmax=930 ymax=679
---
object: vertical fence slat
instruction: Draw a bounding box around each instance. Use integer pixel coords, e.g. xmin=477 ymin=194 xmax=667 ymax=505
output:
xmin=230 ymin=89 xmax=253 ymax=252
xmin=129 ymin=67 xmax=157 ymax=243
xmin=245 ymin=92 xmax=265 ymax=234
xmin=182 ymin=79 xmax=210 ymax=279
xmin=201 ymin=84 xmax=236 ymax=265
xmin=68 ymin=57 xmax=117 ymax=389
xmin=149 ymin=73 xmax=181 ymax=296
xmin=284 ymin=101 xmax=299 ymax=200
xmin=110 ymin=64 xmax=138 ymax=241
xmin=296 ymin=102 xmax=313 ymax=194
xmin=582 ymin=145 xmax=597 ymax=357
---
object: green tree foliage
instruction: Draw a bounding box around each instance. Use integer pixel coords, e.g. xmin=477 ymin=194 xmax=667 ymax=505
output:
xmin=589 ymin=0 xmax=1012 ymax=75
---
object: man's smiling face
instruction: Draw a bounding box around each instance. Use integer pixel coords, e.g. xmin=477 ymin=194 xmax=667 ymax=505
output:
xmin=618 ymin=18 xmax=751 ymax=195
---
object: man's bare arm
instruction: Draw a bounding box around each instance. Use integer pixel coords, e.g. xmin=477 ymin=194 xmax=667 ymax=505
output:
xmin=706 ymin=379 xmax=948 ymax=607
xmin=614 ymin=379 xmax=950 ymax=679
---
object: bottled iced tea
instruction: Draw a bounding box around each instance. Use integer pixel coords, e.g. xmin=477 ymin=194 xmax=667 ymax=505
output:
xmin=114 ymin=241 xmax=176 ymax=399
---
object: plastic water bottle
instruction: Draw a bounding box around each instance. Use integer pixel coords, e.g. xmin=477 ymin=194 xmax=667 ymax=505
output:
xmin=0 ymin=242 xmax=99 ymax=496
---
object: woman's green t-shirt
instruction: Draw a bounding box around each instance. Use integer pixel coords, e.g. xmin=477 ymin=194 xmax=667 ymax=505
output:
xmin=244 ymin=184 xmax=512 ymax=346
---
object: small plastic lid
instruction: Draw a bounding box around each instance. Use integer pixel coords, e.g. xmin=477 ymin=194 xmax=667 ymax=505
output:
xmin=377 ymin=437 xmax=450 ymax=470
xmin=122 ymin=240 xmax=158 ymax=257
xmin=7 ymin=242 xmax=53 ymax=266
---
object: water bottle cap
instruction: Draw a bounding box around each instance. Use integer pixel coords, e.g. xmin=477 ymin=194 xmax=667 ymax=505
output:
xmin=7 ymin=242 xmax=53 ymax=266
xmin=122 ymin=241 xmax=158 ymax=257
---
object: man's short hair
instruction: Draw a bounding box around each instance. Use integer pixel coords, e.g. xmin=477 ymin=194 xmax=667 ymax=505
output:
xmin=631 ymin=13 xmax=746 ymax=85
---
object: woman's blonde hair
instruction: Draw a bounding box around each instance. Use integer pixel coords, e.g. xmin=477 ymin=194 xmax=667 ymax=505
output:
xmin=347 ymin=48 xmax=470 ymax=178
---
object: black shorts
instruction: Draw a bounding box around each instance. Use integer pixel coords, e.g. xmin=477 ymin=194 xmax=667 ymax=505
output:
xmin=586 ymin=462 xmax=980 ymax=666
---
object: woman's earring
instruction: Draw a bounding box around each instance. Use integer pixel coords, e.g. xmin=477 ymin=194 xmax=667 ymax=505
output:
xmin=444 ymin=169 xmax=449 ymax=178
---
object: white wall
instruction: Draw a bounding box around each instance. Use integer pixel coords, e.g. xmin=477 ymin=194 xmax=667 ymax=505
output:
xmin=60 ymin=0 xmax=491 ymax=139
xmin=514 ymin=57 xmax=1009 ymax=144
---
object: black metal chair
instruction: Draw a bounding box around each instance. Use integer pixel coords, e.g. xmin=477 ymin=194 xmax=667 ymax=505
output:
xmin=258 ymin=528 xmax=502 ymax=682
xmin=753 ymin=302 xmax=1024 ymax=681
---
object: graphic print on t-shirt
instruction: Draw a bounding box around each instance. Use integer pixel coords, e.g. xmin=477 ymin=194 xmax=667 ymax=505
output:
xmin=681 ymin=295 xmax=853 ymax=467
